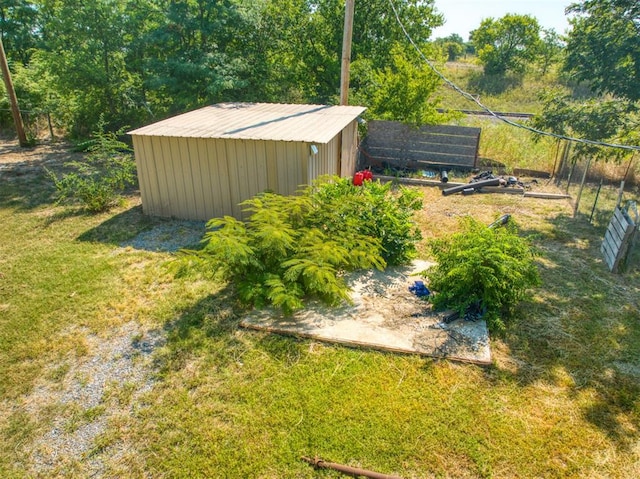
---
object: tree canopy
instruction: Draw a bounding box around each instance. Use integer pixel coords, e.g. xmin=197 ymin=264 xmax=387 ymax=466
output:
xmin=564 ymin=0 xmax=640 ymax=101
xmin=0 ymin=0 xmax=446 ymax=136
xmin=470 ymin=14 xmax=541 ymax=75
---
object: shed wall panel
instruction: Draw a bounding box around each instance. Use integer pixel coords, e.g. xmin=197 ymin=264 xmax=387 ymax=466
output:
xmin=213 ymin=139 xmax=233 ymax=217
xmin=224 ymin=139 xmax=243 ymax=219
xmin=133 ymin=130 xmax=356 ymax=220
xmin=194 ymin=138 xmax=215 ymax=218
xmin=256 ymin=141 xmax=270 ymax=192
xmin=132 ymin=136 xmax=156 ymax=216
xmin=265 ymin=141 xmax=278 ymax=192
xmin=159 ymin=137 xmax=181 ymax=217
xmin=189 ymin=138 xmax=206 ymax=220
xmin=340 ymin=121 xmax=358 ymax=177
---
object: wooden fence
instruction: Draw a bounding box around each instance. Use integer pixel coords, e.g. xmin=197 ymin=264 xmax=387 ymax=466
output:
xmin=360 ymin=120 xmax=481 ymax=171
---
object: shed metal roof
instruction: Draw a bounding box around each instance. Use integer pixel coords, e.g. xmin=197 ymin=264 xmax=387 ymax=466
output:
xmin=128 ymin=102 xmax=366 ymax=144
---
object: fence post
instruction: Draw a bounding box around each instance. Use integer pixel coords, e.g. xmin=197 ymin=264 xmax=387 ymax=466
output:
xmin=573 ymin=156 xmax=592 ymax=217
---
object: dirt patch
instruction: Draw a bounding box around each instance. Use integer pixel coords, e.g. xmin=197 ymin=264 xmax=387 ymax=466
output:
xmin=241 ymin=260 xmax=491 ymax=364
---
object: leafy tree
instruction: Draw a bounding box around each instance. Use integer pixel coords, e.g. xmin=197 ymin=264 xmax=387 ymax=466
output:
xmin=238 ymin=0 xmax=317 ymax=102
xmin=532 ymin=90 xmax=637 ymax=162
xmin=434 ymin=34 xmax=465 ymax=62
xmin=0 ymin=0 xmax=446 ymax=136
xmin=424 ymin=216 xmax=540 ymax=334
xmin=351 ymin=43 xmax=451 ymax=125
xmin=564 ymin=0 xmax=640 ymax=101
xmin=35 ymin=0 xmax=145 ymax=134
xmin=142 ymin=0 xmax=250 ymax=114
xmin=537 ymin=28 xmax=564 ymax=75
xmin=0 ymin=0 xmax=39 ymax=65
xmin=246 ymin=0 xmax=444 ymax=104
xmin=349 ymin=0 xmax=443 ymax=70
xmin=470 ymin=13 xmax=542 ymax=75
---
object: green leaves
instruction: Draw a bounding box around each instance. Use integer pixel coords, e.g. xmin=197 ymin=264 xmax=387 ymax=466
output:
xmin=470 ymin=14 xmax=542 ymax=75
xmin=46 ymin=119 xmax=136 ymax=213
xmin=424 ymin=216 xmax=540 ymax=334
xmin=564 ymin=0 xmax=640 ymax=102
xmin=187 ymin=176 xmax=422 ymax=314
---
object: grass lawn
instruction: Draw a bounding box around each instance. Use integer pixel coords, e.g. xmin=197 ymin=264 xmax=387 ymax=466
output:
xmin=1 ymin=141 xmax=639 ymax=478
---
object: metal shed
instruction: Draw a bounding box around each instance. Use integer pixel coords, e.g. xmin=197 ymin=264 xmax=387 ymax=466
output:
xmin=128 ymin=102 xmax=366 ymax=220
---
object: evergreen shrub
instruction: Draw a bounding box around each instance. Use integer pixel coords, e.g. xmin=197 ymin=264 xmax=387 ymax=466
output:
xmin=424 ymin=216 xmax=540 ymax=334
xmin=188 ymin=176 xmax=422 ymax=314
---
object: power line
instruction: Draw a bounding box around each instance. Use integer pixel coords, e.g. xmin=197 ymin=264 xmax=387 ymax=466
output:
xmin=387 ymin=0 xmax=640 ymax=152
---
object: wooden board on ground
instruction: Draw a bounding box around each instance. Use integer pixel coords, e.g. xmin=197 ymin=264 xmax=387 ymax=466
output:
xmin=240 ymin=261 xmax=492 ymax=365
xmin=601 ymin=206 xmax=637 ymax=273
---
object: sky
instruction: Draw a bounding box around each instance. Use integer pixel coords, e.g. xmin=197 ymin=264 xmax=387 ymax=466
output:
xmin=431 ymin=0 xmax=575 ymax=41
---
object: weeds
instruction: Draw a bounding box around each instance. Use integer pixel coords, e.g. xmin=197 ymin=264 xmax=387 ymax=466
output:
xmin=47 ymin=118 xmax=136 ymax=213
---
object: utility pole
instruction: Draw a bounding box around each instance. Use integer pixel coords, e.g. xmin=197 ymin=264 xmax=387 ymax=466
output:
xmin=0 ymin=36 xmax=28 ymax=147
xmin=340 ymin=0 xmax=355 ymax=105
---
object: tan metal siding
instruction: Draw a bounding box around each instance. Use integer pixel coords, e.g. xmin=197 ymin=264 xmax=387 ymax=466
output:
xmin=132 ymin=126 xmax=358 ymax=220
xmin=213 ymin=139 xmax=233 ymax=218
xmin=132 ymin=136 xmax=154 ymax=216
xmin=193 ymin=138 xmax=214 ymax=219
xmin=309 ymin=137 xmax=339 ymax=183
xmin=184 ymin=138 xmax=205 ymax=220
xmin=265 ymin=140 xmax=278 ymax=192
xmin=340 ymin=121 xmax=358 ymax=177
xmin=224 ymin=139 xmax=243 ymax=219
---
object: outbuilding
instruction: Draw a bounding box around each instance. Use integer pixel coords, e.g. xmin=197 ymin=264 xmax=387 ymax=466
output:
xmin=128 ymin=102 xmax=366 ymax=220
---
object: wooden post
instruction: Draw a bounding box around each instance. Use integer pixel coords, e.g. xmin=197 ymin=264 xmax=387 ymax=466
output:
xmin=340 ymin=0 xmax=355 ymax=105
xmin=556 ymin=141 xmax=571 ymax=187
xmin=573 ymin=156 xmax=592 ymax=217
xmin=0 ymin=36 xmax=28 ymax=147
xmin=616 ymin=180 xmax=625 ymax=208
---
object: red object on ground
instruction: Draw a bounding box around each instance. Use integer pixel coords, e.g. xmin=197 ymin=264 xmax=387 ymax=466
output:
xmin=362 ymin=169 xmax=373 ymax=181
xmin=353 ymin=171 xmax=364 ymax=186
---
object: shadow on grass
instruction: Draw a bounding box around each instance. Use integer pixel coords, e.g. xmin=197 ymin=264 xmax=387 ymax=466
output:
xmin=0 ymin=142 xmax=82 ymax=211
xmin=466 ymin=71 xmax=524 ymax=96
xmin=76 ymin=205 xmax=206 ymax=252
xmin=497 ymin=212 xmax=640 ymax=449
xmin=156 ymin=286 xmax=252 ymax=374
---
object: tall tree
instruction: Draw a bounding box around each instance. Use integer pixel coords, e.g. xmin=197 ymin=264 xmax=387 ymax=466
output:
xmin=143 ymin=0 xmax=250 ymax=114
xmin=537 ymin=28 xmax=564 ymax=75
xmin=352 ymin=43 xmax=450 ymax=125
xmin=470 ymin=14 xmax=541 ymax=75
xmin=564 ymin=0 xmax=640 ymax=101
xmin=0 ymin=0 xmax=39 ymax=65
xmin=238 ymin=0 xmax=443 ymax=104
xmin=36 ymin=0 xmax=144 ymax=134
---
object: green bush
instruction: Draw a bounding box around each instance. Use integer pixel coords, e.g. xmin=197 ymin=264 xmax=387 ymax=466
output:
xmin=47 ymin=119 xmax=136 ymax=213
xmin=423 ymin=216 xmax=540 ymax=334
xmin=186 ymin=176 xmax=422 ymax=314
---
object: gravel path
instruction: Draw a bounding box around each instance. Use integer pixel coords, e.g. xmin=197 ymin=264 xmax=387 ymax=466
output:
xmin=23 ymin=322 xmax=165 ymax=477
xmin=120 ymin=220 xmax=206 ymax=252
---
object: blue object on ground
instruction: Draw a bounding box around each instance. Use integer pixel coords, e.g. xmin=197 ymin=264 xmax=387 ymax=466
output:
xmin=409 ymin=280 xmax=430 ymax=297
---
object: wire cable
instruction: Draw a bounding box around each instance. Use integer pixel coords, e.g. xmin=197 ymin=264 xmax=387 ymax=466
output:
xmin=387 ymin=0 xmax=640 ymax=152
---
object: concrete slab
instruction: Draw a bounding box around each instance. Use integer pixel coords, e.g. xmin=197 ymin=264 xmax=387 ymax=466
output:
xmin=240 ymin=261 xmax=491 ymax=365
